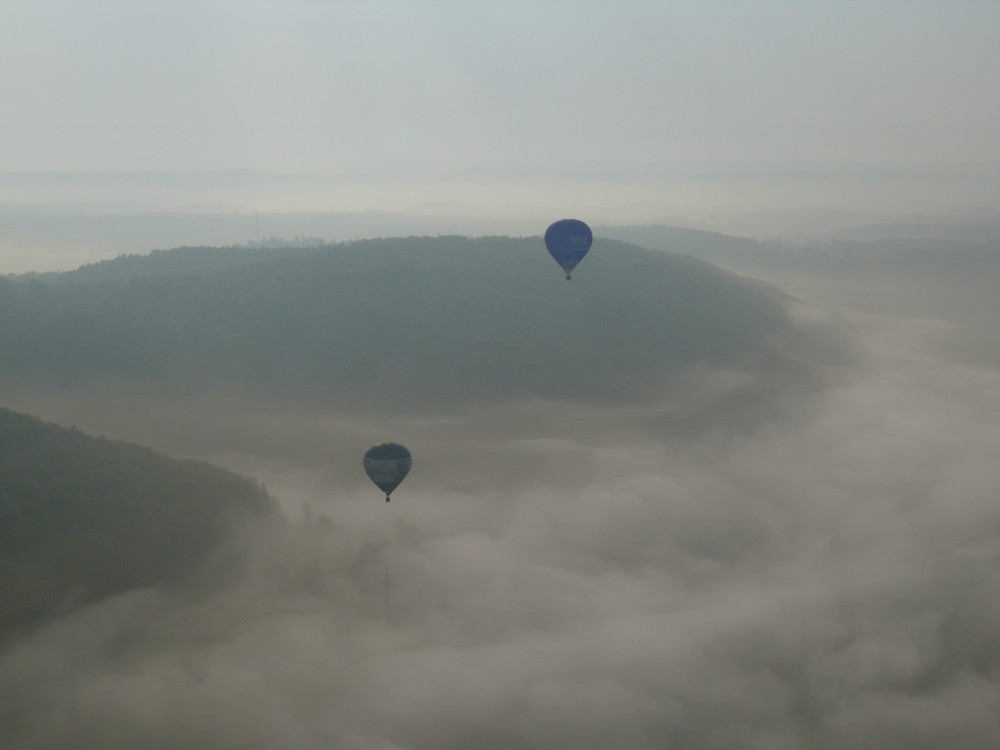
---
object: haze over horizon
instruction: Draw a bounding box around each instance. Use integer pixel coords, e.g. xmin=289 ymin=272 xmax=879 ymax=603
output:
xmin=3 ymin=1 xmax=999 ymax=267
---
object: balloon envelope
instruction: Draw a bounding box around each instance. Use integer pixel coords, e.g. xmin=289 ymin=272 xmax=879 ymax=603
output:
xmin=363 ymin=442 xmax=412 ymax=500
xmin=544 ymin=219 xmax=593 ymax=279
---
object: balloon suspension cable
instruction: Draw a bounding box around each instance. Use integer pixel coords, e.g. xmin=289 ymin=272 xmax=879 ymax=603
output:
xmin=384 ymin=564 xmax=390 ymax=617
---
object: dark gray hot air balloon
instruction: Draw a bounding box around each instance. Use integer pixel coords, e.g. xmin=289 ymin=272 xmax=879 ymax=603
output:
xmin=363 ymin=442 xmax=412 ymax=501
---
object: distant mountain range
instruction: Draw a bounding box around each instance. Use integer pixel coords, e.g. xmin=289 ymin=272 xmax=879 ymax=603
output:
xmin=597 ymin=224 xmax=1000 ymax=275
xmin=0 ymin=408 xmax=275 ymax=639
xmin=0 ymin=236 xmax=793 ymax=408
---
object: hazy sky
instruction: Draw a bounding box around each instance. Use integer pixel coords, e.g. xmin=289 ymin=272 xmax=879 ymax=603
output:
xmin=4 ymin=5 xmax=1000 ymax=744
xmin=3 ymin=0 xmax=1000 ymax=220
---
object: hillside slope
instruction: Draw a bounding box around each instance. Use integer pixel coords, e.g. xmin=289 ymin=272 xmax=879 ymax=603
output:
xmin=0 ymin=236 xmax=792 ymax=407
xmin=0 ymin=408 xmax=276 ymax=638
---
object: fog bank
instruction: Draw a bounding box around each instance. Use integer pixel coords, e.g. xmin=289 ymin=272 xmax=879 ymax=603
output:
xmin=2 ymin=295 xmax=999 ymax=749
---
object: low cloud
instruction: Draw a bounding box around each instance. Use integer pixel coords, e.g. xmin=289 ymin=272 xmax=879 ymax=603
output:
xmin=3 ymin=302 xmax=1000 ymax=749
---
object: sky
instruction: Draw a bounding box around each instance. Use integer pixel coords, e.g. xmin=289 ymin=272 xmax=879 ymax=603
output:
xmin=3 ymin=0 xmax=1000 ymax=223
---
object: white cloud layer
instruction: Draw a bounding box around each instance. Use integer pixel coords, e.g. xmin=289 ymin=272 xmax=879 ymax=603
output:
xmin=3 ymin=302 xmax=1000 ymax=748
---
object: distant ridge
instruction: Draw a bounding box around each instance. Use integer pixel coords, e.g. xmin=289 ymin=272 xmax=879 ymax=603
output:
xmin=597 ymin=224 xmax=1000 ymax=272
xmin=22 ymin=245 xmax=297 ymax=284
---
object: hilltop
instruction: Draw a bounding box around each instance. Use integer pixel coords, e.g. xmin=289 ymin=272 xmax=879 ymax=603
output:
xmin=0 ymin=235 xmax=793 ymax=408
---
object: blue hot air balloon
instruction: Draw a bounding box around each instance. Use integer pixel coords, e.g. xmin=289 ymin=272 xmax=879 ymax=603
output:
xmin=544 ymin=219 xmax=593 ymax=280
xmin=363 ymin=442 xmax=412 ymax=502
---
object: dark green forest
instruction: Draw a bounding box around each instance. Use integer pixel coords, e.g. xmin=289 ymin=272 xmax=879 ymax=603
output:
xmin=0 ymin=236 xmax=791 ymax=407
xmin=0 ymin=236 xmax=799 ymax=637
xmin=0 ymin=408 xmax=276 ymax=638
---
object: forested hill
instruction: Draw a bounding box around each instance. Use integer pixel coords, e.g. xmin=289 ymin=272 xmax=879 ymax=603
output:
xmin=0 ymin=236 xmax=791 ymax=406
xmin=0 ymin=408 xmax=276 ymax=638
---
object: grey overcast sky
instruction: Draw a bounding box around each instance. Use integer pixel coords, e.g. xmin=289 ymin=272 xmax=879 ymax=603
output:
xmin=3 ymin=0 xmax=1000 ymax=219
